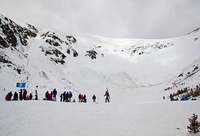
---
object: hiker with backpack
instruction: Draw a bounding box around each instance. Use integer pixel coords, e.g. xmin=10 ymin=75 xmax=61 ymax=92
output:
xmin=104 ymin=88 xmax=110 ymax=103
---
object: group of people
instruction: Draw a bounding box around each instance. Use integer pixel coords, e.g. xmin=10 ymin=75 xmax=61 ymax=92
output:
xmin=78 ymin=94 xmax=87 ymax=103
xmin=59 ymin=88 xmax=110 ymax=103
xmin=5 ymin=89 xmax=36 ymax=101
xmin=44 ymin=88 xmax=57 ymax=101
xmin=59 ymin=91 xmax=73 ymax=102
xmin=5 ymin=87 xmax=111 ymax=103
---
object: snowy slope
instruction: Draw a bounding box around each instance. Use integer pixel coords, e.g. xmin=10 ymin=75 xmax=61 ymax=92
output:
xmin=0 ymin=14 xmax=200 ymax=136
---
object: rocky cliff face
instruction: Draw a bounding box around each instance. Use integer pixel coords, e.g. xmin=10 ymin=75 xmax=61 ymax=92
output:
xmin=0 ymin=14 xmax=38 ymax=48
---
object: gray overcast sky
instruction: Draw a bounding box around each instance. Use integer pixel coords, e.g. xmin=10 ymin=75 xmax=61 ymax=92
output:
xmin=0 ymin=0 xmax=200 ymax=39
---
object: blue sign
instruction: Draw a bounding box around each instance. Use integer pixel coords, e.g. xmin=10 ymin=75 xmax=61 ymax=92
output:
xmin=16 ymin=83 xmax=26 ymax=88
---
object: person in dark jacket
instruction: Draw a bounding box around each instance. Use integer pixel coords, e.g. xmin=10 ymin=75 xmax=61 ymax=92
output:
xmin=53 ymin=88 xmax=57 ymax=101
xmin=29 ymin=93 xmax=33 ymax=100
xmin=19 ymin=89 xmax=23 ymax=100
xmin=92 ymin=94 xmax=96 ymax=102
xmin=13 ymin=92 xmax=18 ymax=100
xmin=69 ymin=91 xmax=72 ymax=102
xmin=8 ymin=91 xmax=13 ymax=101
xmin=63 ymin=91 xmax=66 ymax=102
xmin=23 ymin=89 xmax=27 ymax=100
xmin=65 ymin=92 xmax=69 ymax=102
xmin=60 ymin=93 xmax=63 ymax=102
xmin=78 ymin=93 xmax=82 ymax=102
xmin=83 ymin=94 xmax=87 ymax=103
xmin=35 ymin=90 xmax=38 ymax=100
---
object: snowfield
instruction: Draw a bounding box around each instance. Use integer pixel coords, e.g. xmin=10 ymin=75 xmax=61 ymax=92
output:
xmin=0 ymin=14 xmax=200 ymax=136
xmin=0 ymin=87 xmax=200 ymax=136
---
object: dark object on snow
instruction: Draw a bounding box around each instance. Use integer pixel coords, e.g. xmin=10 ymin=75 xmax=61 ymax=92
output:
xmin=60 ymin=93 xmax=63 ymax=102
xmin=23 ymin=89 xmax=27 ymax=100
xmin=82 ymin=94 xmax=87 ymax=103
xmin=29 ymin=93 xmax=33 ymax=100
xmin=187 ymin=113 xmax=200 ymax=134
xmin=8 ymin=91 xmax=13 ymax=100
xmin=191 ymin=97 xmax=197 ymax=101
xmin=85 ymin=50 xmax=97 ymax=59
xmin=92 ymin=94 xmax=96 ymax=102
xmin=35 ymin=90 xmax=38 ymax=100
xmin=13 ymin=92 xmax=18 ymax=100
xmin=53 ymin=88 xmax=57 ymax=101
xmin=78 ymin=93 xmax=82 ymax=102
xmin=19 ymin=89 xmax=23 ymax=100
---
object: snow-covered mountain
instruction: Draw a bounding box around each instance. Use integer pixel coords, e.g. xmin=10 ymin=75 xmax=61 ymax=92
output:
xmin=1 ymin=14 xmax=200 ymax=136
xmin=1 ymin=13 xmax=200 ymax=98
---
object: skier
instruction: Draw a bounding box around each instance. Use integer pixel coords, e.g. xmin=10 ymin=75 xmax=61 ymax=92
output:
xmin=92 ymin=94 xmax=96 ymax=102
xmin=104 ymin=88 xmax=110 ymax=103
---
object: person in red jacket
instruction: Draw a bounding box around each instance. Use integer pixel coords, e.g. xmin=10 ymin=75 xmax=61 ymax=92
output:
xmin=104 ymin=88 xmax=110 ymax=103
xmin=5 ymin=94 xmax=9 ymax=101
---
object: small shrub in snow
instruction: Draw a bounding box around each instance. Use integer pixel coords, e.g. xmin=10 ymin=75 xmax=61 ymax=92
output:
xmin=187 ymin=113 xmax=200 ymax=134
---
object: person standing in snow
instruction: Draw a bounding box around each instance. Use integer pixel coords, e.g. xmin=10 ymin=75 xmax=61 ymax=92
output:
xmin=50 ymin=91 xmax=53 ymax=100
xmin=83 ymin=94 xmax=87 ymax=103
xmin=65 ymin=92 xmax=69 ymax=102
xmin=78 ymin=93 xmax=82 ymax=102
xmin=35 ymin=90 xmax=38 ymax=100
xmin=45 ymin=91 xmax=49 ymax=100
xmin=104 ymin=88 xmax=110 ymax=103
xmin=81 ymin=94 xmax=84 ymax=102
xmin=60 ymin=93 xmax=63 ymax=102
xmin=29 ymin=93 xmax=33 ymax=100
xmin=23 ymin=89 xmax=27 ymax=100
xmin=63 ymin=91 xmax=66 ymax=102
xmin=13 ymin=92 xmax=18 ymax=100
xmin=69 ymin=91 xmax=72 ymax=102
xmin=8 ymin=91 xmax=13 ymax=101
xmin=53 ymin=88 xmax=57 ymax=101
xmin=19 ymin=89 xmax=23 ymax=100
xmin=92 ymin=94 xmax=96 ymax=102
